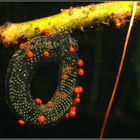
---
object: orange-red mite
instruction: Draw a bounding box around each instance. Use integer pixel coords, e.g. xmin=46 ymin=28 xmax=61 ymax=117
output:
xmin=37 ymin=115 xmax=46 ymax=123
xmin=74 ymin=86 xmax=83 ymax=95
xmin=18 ymin=119 xmax=25 ymax=125
xmin=47 ymin=101 xmax=53 ymax=107
xmin=69 ymin=46 xmax=75 ymax=53
xmin=78 ymin=86 xmax=84 ymax=94
xmin=43 ymin=51 xmax=49 ymax=57
xmin=74 ymin=87 xmax=81 ymax=94
xmin=34 ymin=98 xmax=42 ymax=105
xmin=74 ymin=97 xmax=80 ymax=103
xmin=77 ymin=59 xmax=84 ymax=67
xmin=77 ymin=68 xmax=84 ymax=76
xmin=26 ymin=50 xmax=33 ymax=58
xmin=65 ymin=65 xmax=71 ymax=72
xmin=69 ymin=110 xmax=76 ymax=117
xmin=65 ymin=113 xmax=69 ymax=118
xmin=19 ymin=43 xmax=26 ymax=49
xmin=70 ymin=106 xmax=76 ymax=111
xmin=61 ymin=73 xmax=69 ymax=80
xmin=42 ymin=29 xmax=50 ymax=36
xmin=69 ymin=106 xmax=76 ymax=117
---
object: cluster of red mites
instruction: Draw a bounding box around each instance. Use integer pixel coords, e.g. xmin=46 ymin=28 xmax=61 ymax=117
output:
xmin=64 ymin=58 xmax=84 ymax=119
xmin=18 ymin=98 xmax=55 ymax=125
xmin=18 ymin=97 xmax=46 ymax=125
xmin=18 ymin=28 xmax=51 ymax=126
xmin=19 ymin=27 xmax=50 ymax=60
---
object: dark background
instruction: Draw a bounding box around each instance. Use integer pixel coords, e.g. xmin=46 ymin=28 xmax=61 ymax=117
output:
xmin=0 ymin=2 xmax=140 ymax=138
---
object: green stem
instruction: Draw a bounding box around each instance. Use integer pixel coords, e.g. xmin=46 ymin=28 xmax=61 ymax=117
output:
xmin=0 ymin=2 xmax=140 ymax=47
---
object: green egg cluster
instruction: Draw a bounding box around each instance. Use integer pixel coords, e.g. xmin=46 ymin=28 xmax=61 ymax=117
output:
xmin=6 ymin=32 xmax=78 ymax=127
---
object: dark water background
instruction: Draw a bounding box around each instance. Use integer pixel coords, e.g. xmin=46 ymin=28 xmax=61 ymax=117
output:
xmin=0 ymin=2 xmax=140 ymax=138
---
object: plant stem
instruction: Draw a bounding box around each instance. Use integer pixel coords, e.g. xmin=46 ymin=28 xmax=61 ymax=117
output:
xmin=0 ymin=2 xmax=140 ymax=47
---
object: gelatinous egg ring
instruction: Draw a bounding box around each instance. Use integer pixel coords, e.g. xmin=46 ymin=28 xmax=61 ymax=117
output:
xmin=6 ymin=32 xmax=78 ymax=127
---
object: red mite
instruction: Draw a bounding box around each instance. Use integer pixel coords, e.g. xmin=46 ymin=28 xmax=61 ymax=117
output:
xmin=47 ymin=101 xmax=53 ymax=107
xmin=18 ymin=119 xmax=25 ymax=125
xmin=65 ymin=65 xmax=71 ymax=72
xmin=43 ymin=51 xmax=49 ymax=57
xmin=74 ymin=97 xmax=80 ymax=103
xmin=65 ymin=113 xmax=69 ymax=118
xmin=77 ymin=59 xmax=84 ymax=67
xmin=77 ymin=68 xmax=84 ymax=76
xmin=34 ymin=98 xmax=42 ymax=105
xmin=26 ymin=50 xmax=33 ymax=58
xmin=61 ymin=73 xmax=69 ymax=80
xmin=70 ymin=106 xmax=76 ymax=111
xmin=74 ymin=86 xmax=81 ymax=94
xmin=37 ymin=115 xmax=46 ymax=123
xmin=69 ymin=47 xmax=75 ymax=53
xmin=42 ymin=29 xmax=50 ymax=36
xmin=74 ymin=86 xmax=84 ymax=95
xmin=19 ymin=43 xmax=26 ymax=49
xmin=69 ymin=110 xmax=76 ymax=117
xmin=69 ymin=106 xmax=76 ymax=117
xmin=78 ymin=86 xmax=83 ymax=93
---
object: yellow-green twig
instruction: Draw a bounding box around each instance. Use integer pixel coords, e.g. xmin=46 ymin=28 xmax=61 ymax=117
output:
xmin=0 ymin=2 xmax=140 ymax=47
